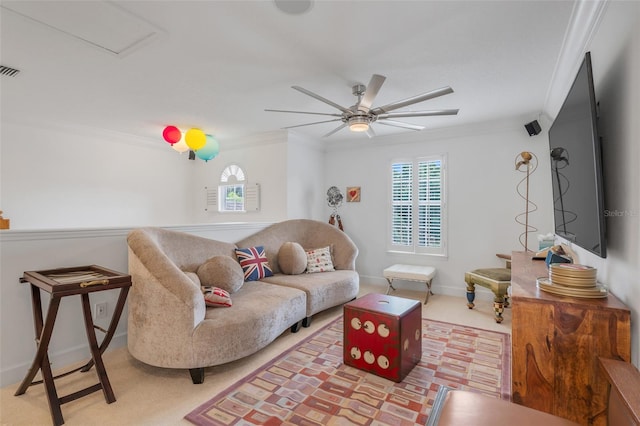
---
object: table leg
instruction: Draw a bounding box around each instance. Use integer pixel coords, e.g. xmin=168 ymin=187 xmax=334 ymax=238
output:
xmin=80 ymin=287 xmax=129 ymax=373
xmin=466 ymin=283 xmax=476 ymax=309
xmin=386 ymin=278 xmax=396 ymax=294
xmin=14 ymin=286 xmax=64 ymax=426
xmin=424 ymin=279 xmax=434 ymax=305
xmin=493 ymin=296 xmax=505 ymax=324
xmin=80 ymin=293 xmax=116 ymax=403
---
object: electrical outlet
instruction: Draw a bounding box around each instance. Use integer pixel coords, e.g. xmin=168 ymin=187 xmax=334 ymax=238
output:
xmin=95 ymin=302 xmax=108 ymax=320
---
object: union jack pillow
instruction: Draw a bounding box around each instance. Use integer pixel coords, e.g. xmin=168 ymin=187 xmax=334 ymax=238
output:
xmin=202 ymin=286 xmax=232 ymax=308
xmin=235 ymin=246 xmax=274 ymax=281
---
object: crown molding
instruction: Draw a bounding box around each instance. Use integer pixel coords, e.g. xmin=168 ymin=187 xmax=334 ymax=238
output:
xmin=543 ymin=0 xmax=609 ymax=120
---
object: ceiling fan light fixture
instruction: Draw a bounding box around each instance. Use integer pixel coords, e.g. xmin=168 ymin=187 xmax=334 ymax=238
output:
xmin=349 ymin=116 xmax=369 ymax=132
xmin=266 ymin=74 xmax=458 ymax=137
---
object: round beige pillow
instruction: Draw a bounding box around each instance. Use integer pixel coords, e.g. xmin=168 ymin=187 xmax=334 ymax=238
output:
xmin=278 ymin=242 xmax=307 ymax=275
xmin=197 ymin=255 xmax=244 ymax=293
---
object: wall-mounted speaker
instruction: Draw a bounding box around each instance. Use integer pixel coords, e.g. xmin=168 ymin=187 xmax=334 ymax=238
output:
xmin=188 ymin=150 xmax=196 ymax=160
xmin=524 ymin=120 xmax=542 ymax=136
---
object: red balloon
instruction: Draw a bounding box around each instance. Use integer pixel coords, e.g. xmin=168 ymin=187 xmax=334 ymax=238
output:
xmin=162 ymin=126 xmax=181 ymax=145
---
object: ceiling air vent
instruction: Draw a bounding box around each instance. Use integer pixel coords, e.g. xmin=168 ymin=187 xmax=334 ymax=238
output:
xmin=0 ymin=65 xmax=20 ymax=77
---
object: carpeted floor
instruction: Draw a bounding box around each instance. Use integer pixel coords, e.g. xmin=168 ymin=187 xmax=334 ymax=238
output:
xmin=1 ymin=288 xmax=511 ymax=425
xmin=185 ymin=316 xmax=510 ymax=426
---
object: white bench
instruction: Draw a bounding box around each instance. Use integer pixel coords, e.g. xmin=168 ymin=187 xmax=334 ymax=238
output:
xmin=383 ymin=264 xmax=436 ymax=304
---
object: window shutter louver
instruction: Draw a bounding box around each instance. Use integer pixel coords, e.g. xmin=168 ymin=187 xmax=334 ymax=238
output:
xmin=244 ymin=183 xmax=260 ymax=211
xmin=205 ymin=187 xmax=217 ymax=211
xmin=418 ymin=160 xmax=442 ymax=249
xmin=391 ymin=162 xmax=413 ymax=247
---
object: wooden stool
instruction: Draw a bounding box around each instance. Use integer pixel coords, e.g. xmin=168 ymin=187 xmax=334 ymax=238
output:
xmin=383 ymin=264 xmax=436 ymax=304
xmin=465 ymin=268 xmax=510 ymax=323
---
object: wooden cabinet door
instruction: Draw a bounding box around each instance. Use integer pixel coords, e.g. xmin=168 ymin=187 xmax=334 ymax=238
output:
xmin=552 ymin=305 xmax=631 ymax=426
xmin=511 ymin=301 xmax=555 ymax=412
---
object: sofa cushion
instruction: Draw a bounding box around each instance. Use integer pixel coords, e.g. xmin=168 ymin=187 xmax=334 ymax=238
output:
xmin=197 ymin=255 xmax=244 ymax=293
xmin=278 ymin=242 xmax=307 ymax=275
xmin=202 ymin=286 xmax=232 ymax=308
xmin=235 ymin=246 xmax=274 ymax=281
xmin=261 ymin=270 xmax=359 ymax=317
xmin=305 ymin=246 xmax=335 ymax=273
xmin=194 ymin=281 xmax=307 ymax=366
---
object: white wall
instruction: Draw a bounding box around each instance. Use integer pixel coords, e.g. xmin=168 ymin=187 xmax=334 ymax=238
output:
xmin=188 ymin=130 xmax=326 ymax=223
xmin=1 ymin=124 xmax=297 ymax=230
xmin=286 ymin=132 xmax=325 ymax=221
xmin=190 ymin=130 xmax=291 ymax=224
xmin=1 ymin=122 xmax=194 ymax=229
xmin=564 ymin=1 xmax=640 ymax=366
xmin=323 ymin=117 xmax=554 ymax=298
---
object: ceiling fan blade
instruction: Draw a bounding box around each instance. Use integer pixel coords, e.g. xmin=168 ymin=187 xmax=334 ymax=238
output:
xmin=371 ymin=86 xmax=454 ymax=114
xmin=358 ymin=74 xmax=386 ymax=112
xmin=376 ymin=120 xmax=425 ymax=131
xmin=283 ymin=118 xmax=343 ymax=130
xmin=377 ymin=109 xmax=459 ymax=119
xmin=366 ymin=125 xmax=376 ymax=138
xmin=292 ymin=86 xmax=352 ymax=114
xmin=265 ymin=108 xmax=343 ymax=117
xmin=323 ymin=123 xmax=348 ymax=137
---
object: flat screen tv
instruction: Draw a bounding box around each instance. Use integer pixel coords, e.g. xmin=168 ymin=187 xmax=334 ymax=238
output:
xmin=548 ymin=51 xmax=606 ymax=258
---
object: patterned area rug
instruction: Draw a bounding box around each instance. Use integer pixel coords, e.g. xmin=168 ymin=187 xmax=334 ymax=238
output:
xmin=185 ymin=316 xmax=511 ymax=425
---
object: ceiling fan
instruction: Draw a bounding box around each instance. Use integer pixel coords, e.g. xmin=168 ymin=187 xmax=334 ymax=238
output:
xmin=265 ymin=74 xmax=459 ymax=138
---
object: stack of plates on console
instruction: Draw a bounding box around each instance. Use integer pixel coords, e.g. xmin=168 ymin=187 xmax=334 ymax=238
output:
xmin=537 ymin=263 xmax=607 ymax=298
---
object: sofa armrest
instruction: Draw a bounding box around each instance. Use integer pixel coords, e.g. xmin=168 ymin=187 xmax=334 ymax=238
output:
xmin=127 ymin=229 xmax=206 ymax=326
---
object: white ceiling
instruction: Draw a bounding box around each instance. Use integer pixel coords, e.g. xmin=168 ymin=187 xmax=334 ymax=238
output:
xmin=0 ymin=0 xmax=579 ymax=143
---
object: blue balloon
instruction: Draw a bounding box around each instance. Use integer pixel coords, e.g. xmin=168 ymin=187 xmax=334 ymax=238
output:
xmin=196 ymin=135 xmax=220 ymax=162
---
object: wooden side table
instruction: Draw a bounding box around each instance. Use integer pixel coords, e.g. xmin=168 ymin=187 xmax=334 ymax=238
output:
xmin=344 ymin=293 xmax=422 ymax=382
xmin=14 ymin=265 xmax=131 ymax=426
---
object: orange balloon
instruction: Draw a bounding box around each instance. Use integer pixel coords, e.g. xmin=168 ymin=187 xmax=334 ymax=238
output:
xmin=185 ymin=128 xmax=206 ymax=150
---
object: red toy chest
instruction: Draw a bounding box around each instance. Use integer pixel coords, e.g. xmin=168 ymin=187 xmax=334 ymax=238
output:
xmin=343 ymin=293 xmax=422 ymax=382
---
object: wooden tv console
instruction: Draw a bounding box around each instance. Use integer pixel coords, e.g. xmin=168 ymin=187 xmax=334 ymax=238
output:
xmin=510 ymin=251 xmax=631 ymax=426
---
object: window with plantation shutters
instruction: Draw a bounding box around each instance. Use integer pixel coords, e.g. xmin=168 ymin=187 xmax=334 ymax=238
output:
xmin=389 ymin=155 xmax=446 ymax=256
xmin=206 ymin=164 xmax=261 ymax=213
xmin=220 ymin=164 xmax=246 ymax=212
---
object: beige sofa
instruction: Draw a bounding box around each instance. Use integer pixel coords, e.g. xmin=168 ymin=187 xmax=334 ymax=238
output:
xmin=127 ymin=219 xmax=359 ymax=383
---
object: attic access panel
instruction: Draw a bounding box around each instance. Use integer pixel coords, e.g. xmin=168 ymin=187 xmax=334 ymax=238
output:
xmin=1 ymin=1 xmax=162 ymax=56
